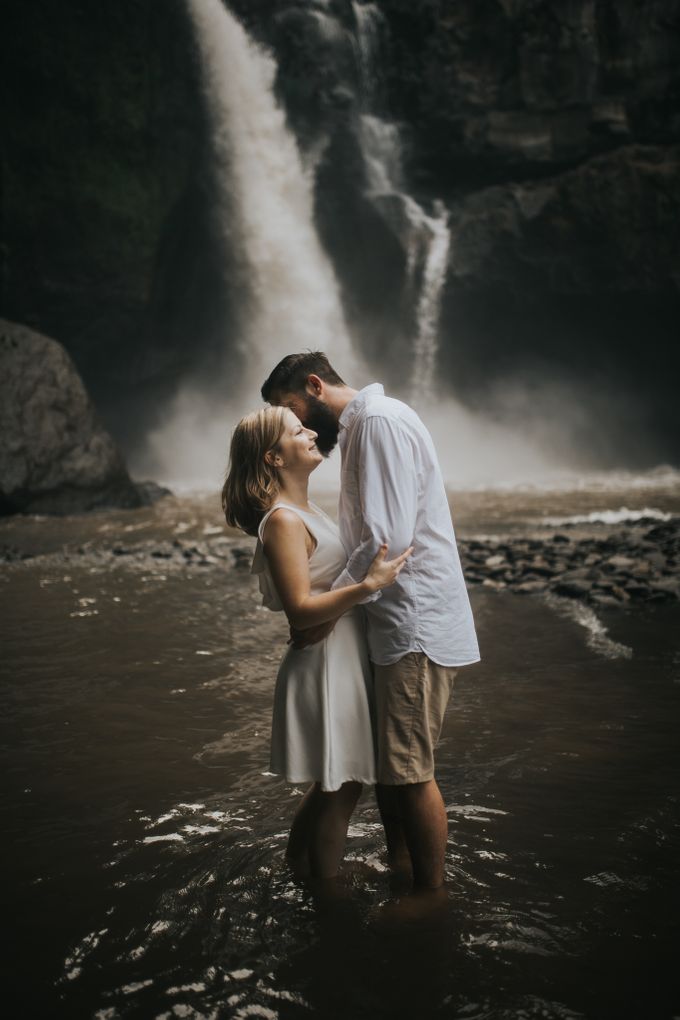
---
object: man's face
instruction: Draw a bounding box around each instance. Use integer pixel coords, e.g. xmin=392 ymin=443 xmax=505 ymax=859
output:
xmin=277 ymin=391 xmax=339 ymax=456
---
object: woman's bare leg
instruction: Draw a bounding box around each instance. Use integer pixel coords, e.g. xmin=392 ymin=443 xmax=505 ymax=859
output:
xmin=307 ymin=781 xmax=362 ymax=879
xmin=286 ymin=783 xmax=318 ymax=876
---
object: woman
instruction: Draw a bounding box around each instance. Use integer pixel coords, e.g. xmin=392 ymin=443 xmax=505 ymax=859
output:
xmin=222 ymin=406 xmax=411 ymax=880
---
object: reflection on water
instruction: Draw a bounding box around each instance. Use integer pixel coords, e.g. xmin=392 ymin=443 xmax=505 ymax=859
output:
xmin=1 ymin=486 xmax=680 ymax=1019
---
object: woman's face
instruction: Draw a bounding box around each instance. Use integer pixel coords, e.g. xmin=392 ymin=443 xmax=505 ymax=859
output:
xmin=273 ymin=409 xmax=323 ymax=474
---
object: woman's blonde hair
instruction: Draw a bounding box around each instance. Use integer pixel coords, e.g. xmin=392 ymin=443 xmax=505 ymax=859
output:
xmin=222 ymin=406 xmax=288 ymax=536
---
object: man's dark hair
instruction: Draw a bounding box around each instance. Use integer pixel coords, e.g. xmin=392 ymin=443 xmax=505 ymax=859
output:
xmin=261 ymin=351 xmax=345 ymax=403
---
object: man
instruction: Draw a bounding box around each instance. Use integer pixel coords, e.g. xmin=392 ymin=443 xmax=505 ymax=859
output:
xmin=261 ymin=352 xmax=479 ymax=890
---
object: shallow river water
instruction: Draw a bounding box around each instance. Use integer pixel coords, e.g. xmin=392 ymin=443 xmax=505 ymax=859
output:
xmin=2 ymin=480 xmax=680 ymax=1019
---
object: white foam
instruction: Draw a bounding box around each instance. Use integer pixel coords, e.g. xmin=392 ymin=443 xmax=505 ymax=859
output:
xmin=446 ymin=804 xmax=509 ymax=820
xmin=235 ymin=1006 xmax=278 ymax=1020
xmin=540 ymin=507 xmax=672 ymax=526
xmin=456 ymin=466 xmax=680 ymax=493
xmin=544 ymin=595 xmax=633 ymax=660
xmin=64 ymin=928 xmax=108 ymax=971
xmin=166 ymin=982 xmax=207 ymax=995
xmin=142 ymin=833 xmax=185 ymax=844
xmin=120 ymin=979 xmax=154 ymax=995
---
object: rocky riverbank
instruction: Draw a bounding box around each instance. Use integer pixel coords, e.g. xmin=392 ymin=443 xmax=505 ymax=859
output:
xmin=2 ymin=514 xmax=677 ymax=609
xmin=460 ymin=519 xmax=680 ymax=607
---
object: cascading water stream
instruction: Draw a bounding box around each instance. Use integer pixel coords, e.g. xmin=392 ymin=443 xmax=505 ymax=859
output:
xmin=140 ymin=0 xmax=360 ymax=487
xmin=411 ymin=202 xmax=451 ymax=405
xmin=346 ymin=1 xmax=557 ymax=481
xmin=185 ymin=0 xmax=356 ymax=390
xmin=351 ymin=0 xmax=451 ymax=407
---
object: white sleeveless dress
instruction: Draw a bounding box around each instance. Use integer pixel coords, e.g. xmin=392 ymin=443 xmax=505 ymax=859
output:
xmin=251 ymin=501 xmax=376 ymax=792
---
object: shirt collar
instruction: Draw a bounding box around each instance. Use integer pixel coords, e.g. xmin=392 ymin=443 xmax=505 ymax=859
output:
xmin=339 ymin=383 xmax=384 ymax=432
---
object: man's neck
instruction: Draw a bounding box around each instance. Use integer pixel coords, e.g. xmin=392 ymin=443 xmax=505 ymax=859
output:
xmin=325 ymin=385 xmax=358 ymax=421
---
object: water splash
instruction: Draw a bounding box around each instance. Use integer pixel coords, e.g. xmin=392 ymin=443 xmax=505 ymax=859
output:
xmin=544 ymin=594 xmax=633 ymax=660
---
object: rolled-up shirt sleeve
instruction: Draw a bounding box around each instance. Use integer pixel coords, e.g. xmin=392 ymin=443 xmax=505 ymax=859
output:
xmin=331 ymin=415 xmax=418 ymax=598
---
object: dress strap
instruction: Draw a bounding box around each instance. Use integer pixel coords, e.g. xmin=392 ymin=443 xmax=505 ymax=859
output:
xmin=257 ymin=502 xmax=284 ymax=543
xmin=251 ymin=502 xmax=320 ymax=612
xmin=257 ymin=501 xmax=320 ymax=544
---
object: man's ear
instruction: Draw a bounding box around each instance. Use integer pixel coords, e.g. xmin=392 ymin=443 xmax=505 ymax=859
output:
xmin=306 ymin=374 xmax=324 ymax=397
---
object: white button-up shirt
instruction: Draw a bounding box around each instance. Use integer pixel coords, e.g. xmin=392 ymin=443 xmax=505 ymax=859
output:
xmin=331 ymin=384 xmax=480 ymax=667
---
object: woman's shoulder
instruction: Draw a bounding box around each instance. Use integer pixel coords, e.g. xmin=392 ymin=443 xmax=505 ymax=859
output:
xmin=260 ymin=504 xmax=309 ymax=545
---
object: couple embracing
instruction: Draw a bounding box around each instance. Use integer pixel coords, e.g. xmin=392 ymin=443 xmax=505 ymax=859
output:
xmin=223 ymin=352 xmax=479 ymax=891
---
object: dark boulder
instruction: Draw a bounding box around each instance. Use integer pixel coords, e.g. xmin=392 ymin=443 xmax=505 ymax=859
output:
xmin=0 ymin=320 xmax=141 ymax=515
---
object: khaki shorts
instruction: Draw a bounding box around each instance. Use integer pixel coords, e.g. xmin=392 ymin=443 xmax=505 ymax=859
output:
xmin=373 ymin=652 xmax=457 ymax=784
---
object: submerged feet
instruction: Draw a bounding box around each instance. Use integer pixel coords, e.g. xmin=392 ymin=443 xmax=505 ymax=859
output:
xmin=284 ymin=776 xmax=453 ymax=924
xmin=286 ymin=780 xmax=363 ymax=880
xmin=371 ymin=883 xmax=452 ymax=929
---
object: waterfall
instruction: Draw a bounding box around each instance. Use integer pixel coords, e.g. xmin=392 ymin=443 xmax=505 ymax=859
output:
xmin=411 ymin=202 xmax=451 ymax=405
xmin=139 ymin=0 xmax=360 ymax=488
xmin=359 ymin=114 xmax=404 ymax=194
xmin=136 ymin=0 xmax=556 ymax=490
xmin=185 ymin=0 xmax=356 ymax=393
xmin=351 ymin=1 xmax=451 ymax=407
xmin=348 ymin=2 xmax=557 ymax=483
xmin=352 ymin=0 xmax=382 ymax=99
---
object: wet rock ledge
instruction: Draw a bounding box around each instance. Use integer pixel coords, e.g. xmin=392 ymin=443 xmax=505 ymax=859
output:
xmin=459 ymin=519 xmax=680 ymax=608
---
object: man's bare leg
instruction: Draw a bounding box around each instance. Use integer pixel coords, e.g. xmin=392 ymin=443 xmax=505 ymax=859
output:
xmin=375 ymin=783 xmax=412 ymax=878
xmin=396 ymin=778 xmax=448 ymax=889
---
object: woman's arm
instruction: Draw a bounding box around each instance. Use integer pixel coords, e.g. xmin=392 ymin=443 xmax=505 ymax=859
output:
xmin=263 ymin=508 xmax=410 ymax=631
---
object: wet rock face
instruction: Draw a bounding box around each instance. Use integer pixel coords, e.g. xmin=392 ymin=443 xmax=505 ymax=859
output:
xmin=2 ymin=0 xmax=198 ymax=410
xmin=438 ymin=143 xmax=680 ymax=460
xmin=379 ymin=0 xmax=680 ymax=188
xmin=447 ymin=146 xmax=680 ymax=297
xmin=0 ymin=321 xmax=141 ymax=515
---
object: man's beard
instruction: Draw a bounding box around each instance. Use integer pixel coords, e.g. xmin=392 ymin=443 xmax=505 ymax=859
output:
xmin=300 ymin=395 xmax=340 ymax=456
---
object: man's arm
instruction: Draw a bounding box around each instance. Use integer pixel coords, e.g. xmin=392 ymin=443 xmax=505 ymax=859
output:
xmin=332 ymin=415 xmax=418 ymax=593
